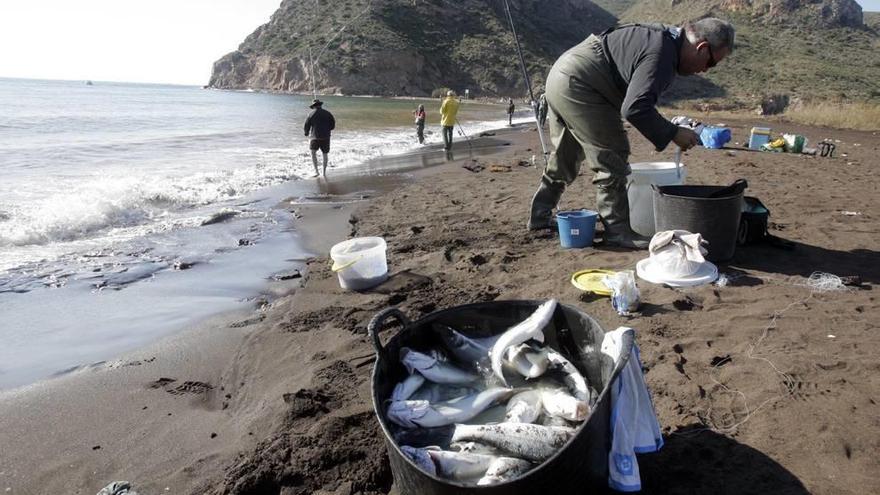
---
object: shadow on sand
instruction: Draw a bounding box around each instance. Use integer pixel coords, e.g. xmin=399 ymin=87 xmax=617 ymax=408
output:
xmin=636 ymin=425 xmax=810 ymax=494
xmin=729 ymin=240 xmax=880 ymax=285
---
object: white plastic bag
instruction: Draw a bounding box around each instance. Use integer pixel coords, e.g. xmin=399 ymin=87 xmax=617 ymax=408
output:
xmin=603 ymin=270 xmax=640 ymax=316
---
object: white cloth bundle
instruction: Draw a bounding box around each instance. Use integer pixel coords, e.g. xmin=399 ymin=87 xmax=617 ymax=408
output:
xmin=648 ymin=230 xmax=708 ymax=277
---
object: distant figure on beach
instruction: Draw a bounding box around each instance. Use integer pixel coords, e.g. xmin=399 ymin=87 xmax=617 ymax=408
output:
xmin=303 ymin=99 xmax=336 ymax=178
xmin=538 ymin=93 xmax=548 ymax=128
xmin=527 ymin=18 xmax=734 ymax=249
xmin=440 ymin=90 xmax=460 ymax=151
xmin=507 ymin=98 xmax=515 ymax=126
xmin=413 ymin=104 xmax=426 ymax=144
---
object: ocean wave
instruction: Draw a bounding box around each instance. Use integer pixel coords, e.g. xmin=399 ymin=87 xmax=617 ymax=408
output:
xmin=0 ymin=164 xmax=294 ymax=247
xmin=0 ymin=117 xmax=514 ymax=249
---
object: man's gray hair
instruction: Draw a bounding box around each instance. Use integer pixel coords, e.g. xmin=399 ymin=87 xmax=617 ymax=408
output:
xmin=685 ymin=18 xmax=735 ymax=52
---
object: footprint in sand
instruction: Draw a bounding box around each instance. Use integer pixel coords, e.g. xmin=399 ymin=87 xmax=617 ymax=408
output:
xmin=148 ymin=377 xmax=176 ymax=389
xmin=167 ymin=380 xmax=214 ymax=396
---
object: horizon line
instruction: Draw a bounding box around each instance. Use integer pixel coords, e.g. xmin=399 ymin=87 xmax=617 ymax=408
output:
xmin=0 ymin=74 xmax=207 ymax=87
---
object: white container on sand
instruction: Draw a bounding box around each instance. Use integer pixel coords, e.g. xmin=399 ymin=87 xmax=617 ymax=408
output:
xmin=330 ymin=237 xmax=389 ymax=290
xmin=627 ymin=162 xmax=687 ymax=237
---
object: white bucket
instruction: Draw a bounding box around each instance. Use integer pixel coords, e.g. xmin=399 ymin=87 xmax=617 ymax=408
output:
xmin=330 ymin=237 xmax=389 ymax=290
xmin=627 ymin=162 xmax=687 ymax=236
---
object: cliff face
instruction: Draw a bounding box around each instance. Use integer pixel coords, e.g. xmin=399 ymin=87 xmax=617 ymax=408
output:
xmin=210 ymin=0 xmax=878 ymax=102
xmin=209 ymin=0 xmax=616 ymax=96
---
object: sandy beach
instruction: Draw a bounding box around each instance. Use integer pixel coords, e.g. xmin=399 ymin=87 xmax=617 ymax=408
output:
xmin=1 ymin=119 xmax=878 ymax=495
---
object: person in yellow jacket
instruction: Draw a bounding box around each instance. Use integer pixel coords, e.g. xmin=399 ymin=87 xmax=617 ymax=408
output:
xmin=440 ymin=90 xmax=460 ymax=151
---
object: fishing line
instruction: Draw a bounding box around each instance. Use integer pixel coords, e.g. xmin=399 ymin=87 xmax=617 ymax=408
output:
xmin=674 ymin=271 xmax=852 ymax=437
xmin=307 ymin=0 xmax=375 ymax=96
xmin=501 ymin=0 xmax=550 ymax=167
xmin=312 ymin=0 xmax=375 ymax=70
xmin=456 ymin=118 xmax=474 ymax=151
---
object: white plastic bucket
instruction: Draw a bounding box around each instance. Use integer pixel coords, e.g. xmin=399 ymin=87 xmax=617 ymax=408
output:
xmin=330 ymin=237 xmax=389 ymax=290
xmin=627 ymin=162 xmax=687 ymax=236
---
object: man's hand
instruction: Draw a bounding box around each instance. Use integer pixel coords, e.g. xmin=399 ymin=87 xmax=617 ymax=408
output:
xmin=672 ymin=127 xmax=700 ymax=151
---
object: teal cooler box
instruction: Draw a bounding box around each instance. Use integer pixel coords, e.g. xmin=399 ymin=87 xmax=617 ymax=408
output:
xmin=749 ymin=127 xmax=771 ymax=150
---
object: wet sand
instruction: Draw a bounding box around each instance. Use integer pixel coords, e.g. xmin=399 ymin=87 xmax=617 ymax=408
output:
xmin=1 ymin=121 xmax=878 ymax=494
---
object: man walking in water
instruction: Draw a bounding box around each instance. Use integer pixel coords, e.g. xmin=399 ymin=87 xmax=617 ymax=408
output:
xmin=440 ymin=90 xmax=460 ymax=151
xmin=507 ymin=98 xmax=515 ymax=126
xmin=527 ymin=18 xmax=734 ymax=248
xmin=303 ymin=99 xmax=335 ymax=177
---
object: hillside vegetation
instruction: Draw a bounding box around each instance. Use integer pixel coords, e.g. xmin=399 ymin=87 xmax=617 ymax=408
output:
xmin=210 ymin=0 xmax=880 ymax=108
xmin=210 ymin=0 xmax=615 ymax=97
xmin=621 ymin=0 xmax=880 ymax=103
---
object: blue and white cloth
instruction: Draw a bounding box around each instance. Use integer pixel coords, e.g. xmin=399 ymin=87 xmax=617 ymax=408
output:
xmin=602 ymin=327 xmax=664 ymax=492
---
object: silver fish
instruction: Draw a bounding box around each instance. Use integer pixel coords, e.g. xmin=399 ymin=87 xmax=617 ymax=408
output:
xmin=409 ymin=383 xmax=477 ymax=403
xmin=435 ymin=325 xmax=490 ymax=367
xmin=391 ymin=374 xmax=426 ymax=401
xmin=490 ymin=299 xmax=556 ymax=383
xmin=426 ymin=449 xmax=531 ymax=484
xmin=401 ymin=347 xmax=479 ymax=385
xmin=426 ymin=449 xmax=495 ymax=481
xmin=477 ymin=456 xmax=533 ymax=485
xmin=450 ymin=423 xmax=575 ymax=462
xmin=465 ymin=404 xmax=508 ymax=425
xmin=400 ymin=445 xmax=437 ymax=476
xmin=387 ymin=387 xmax=517 ymax=429
xmin=450 ymin=441 xmax=500 ymax=455
xmin=539 ymin=413 xmax=574 ymax=428
xmin=546 ymin=349 xmax=591 ymax=403
xmin=505 ymin=343 xmax=550 ymax=379
xmin=540 ymin=388 xmax=590 ymax=422
xmin=505 ymin=390 xmax=543 ymax=423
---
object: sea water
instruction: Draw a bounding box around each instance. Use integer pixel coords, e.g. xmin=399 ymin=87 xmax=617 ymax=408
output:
xmin=0 ymin=77 xmax=520 ymax=390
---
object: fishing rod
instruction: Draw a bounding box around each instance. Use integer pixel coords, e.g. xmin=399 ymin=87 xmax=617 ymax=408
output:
xmin=501 ymin=0 xmax=550 ymax=167
xmin=455 ymin=118 xmax=474 ymax=152
xmin=310 ymin=0 xmax=318 ymax=99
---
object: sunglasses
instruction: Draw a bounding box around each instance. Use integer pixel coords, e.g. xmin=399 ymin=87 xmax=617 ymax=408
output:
xmin=706 ymin=44 xmax=718 ymax=69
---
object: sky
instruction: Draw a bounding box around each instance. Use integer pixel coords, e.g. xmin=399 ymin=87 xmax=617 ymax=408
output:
xmin=0 ymin=0 xmax=877 ymax=86
xmin=860 ymin=0 xmax=880 ymax=12
xmin=0 ymin=0 xmax=283 ymax=85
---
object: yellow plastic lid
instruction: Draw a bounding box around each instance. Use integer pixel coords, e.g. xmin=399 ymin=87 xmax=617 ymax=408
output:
xmin=570 ymin=269 xmax=616 ymax=296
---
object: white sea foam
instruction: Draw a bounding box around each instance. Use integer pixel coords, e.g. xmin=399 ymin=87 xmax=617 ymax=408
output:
xmin=0 ymin=118 xmax=513 ymax=252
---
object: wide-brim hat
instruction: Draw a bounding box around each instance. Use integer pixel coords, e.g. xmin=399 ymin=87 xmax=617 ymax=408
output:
xmin=309 ymin=99 xmax=324 ymax=108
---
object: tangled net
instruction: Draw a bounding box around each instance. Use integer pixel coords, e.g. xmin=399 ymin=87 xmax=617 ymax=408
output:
xmin=800 ymin=272 xmax=851 ymax=292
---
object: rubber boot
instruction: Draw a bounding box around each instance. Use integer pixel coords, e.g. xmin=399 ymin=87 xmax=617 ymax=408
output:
xmin=597 ymin=177 xmax=650 ymax=249
xmin=527 ymin=177 xmax=565 ymax=230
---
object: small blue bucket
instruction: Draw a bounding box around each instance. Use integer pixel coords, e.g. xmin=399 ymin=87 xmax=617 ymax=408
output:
xmin=556 ymin=209 xmax=598 ymax=248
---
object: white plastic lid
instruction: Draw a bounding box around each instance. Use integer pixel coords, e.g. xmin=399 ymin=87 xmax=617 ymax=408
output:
xmin=636 ymin=258 xmax=718 ymax=288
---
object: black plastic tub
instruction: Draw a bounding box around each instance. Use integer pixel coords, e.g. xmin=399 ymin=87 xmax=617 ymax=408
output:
xmin=368 ymin=300 xmax=633 ymax=494
xmin=653 ymin=181 xmax=746 ymax=262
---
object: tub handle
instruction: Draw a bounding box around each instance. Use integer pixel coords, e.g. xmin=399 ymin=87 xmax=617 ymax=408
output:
xmin=331 ymin=256 xmax=362 ymax=272
xmin=367 ymin=308 xmax=411 ymax=358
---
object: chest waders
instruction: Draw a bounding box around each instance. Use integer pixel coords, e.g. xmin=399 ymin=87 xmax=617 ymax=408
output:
xmin=528 ymin=26 xmax=677 ymax=249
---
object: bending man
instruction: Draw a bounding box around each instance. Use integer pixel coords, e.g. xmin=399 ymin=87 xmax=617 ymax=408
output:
xmin=527 ymin=18 xmax=734 ymax=249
